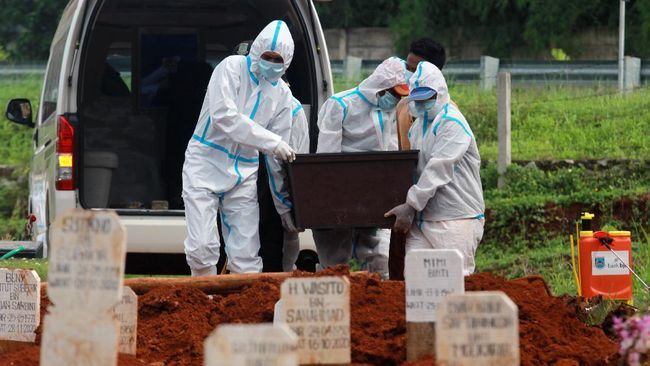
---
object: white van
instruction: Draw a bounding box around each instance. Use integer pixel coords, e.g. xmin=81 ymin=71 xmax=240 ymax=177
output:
xmin=5 ymin=0 xmax=332 ymax=272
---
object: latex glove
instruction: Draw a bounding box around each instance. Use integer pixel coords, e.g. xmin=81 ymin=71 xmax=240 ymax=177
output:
xmin=384 ymin=203 xmax=416 ymax=234
xmin=274 ymin=141 xmax=296 ymax=162
xmin=281 ymin=212 xmax=299 ymax=233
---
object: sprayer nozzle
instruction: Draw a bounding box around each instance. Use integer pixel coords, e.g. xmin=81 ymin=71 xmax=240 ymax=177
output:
xmin=580 ymin=212 xmax=595 ymax=220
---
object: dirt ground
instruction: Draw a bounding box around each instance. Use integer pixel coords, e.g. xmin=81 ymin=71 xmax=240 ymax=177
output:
xmin=0 ymin=267 xmax=619 ymax=366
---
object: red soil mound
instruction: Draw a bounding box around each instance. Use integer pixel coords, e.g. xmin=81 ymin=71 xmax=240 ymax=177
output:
xmin=0 ymin=268 xmax=618 ymax=366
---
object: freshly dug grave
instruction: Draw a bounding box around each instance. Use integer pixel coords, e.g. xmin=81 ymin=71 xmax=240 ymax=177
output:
xmin=0 ymin=268 xmax=618 ymax=366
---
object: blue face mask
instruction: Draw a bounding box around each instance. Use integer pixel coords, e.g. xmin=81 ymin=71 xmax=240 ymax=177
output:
xmin=377 ymin=92 xmax=400 ymax=110
xmin=408 ymin=99 xmax=437 ymax=118
xmin=258 ymin=59 xmax=284 ymax=82
xmin=405 ymin=69 xmax=414 ymax=83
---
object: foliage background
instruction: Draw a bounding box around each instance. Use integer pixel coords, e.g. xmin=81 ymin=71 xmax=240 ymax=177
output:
xmin=0 ymin=0 xmax=648 ymax=303
xmin=1 ymin=0 xmax=650 ymax=61
xmin=0 ymin=0 xmax=68 ymax=61
xmin=316 ymin=0 xmax=650 ymax=59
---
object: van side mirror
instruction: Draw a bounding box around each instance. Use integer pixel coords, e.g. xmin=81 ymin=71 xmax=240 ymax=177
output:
xmin=6 ymin=99 xmax=34 ymax=128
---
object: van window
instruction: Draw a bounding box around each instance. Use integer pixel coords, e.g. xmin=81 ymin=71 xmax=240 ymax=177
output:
xmin=41 ymin=36 xmax=67 ymax=122
xmin=106 ymin=42 xmax=132 ymax=92
xmin=78 ymin=0 xmax=316 ymax=210
xmin=139 ymin=33 xmax=198 ymax=108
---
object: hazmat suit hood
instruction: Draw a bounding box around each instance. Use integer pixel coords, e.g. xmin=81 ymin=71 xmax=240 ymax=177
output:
xmin=357 ymin=57 xmax=407 ymax=105
xmin=249 ymin=20 xmax=295 ymax=76
xmin=409 ymin=61 xmax=450 ymax=117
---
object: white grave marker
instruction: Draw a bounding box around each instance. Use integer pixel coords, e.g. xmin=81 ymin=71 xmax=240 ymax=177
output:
xmin=0 ymin=269 xmax=40 ymax=342
xmin=204 ymin=323 xmax=298 ymax=366
xmin=113 ymin=286 xmax=138 ymax=355
xmin=279 ymin=276 xmax=350 ymax=365
xmin=436 ymin=291 xmax=519 ymax=366
xmin=41 ymin=209 xmax=126 ymax=366
xmin=273 ymin=299 xmax=284 ymax=325
xmin=405 ymin=249 xmax=464 ymax=322
xmin=46 ymin=209 xmax=126 ymax=311
xmin=404 ymin=249 xmax=464 ymax=360
xmin=40 ymin=313 xmax=119 ymax=365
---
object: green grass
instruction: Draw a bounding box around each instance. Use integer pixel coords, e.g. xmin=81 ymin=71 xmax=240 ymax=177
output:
xmin=0 ymin=75 xmax=42 ymax=238
xmin=0 ymin=258 xmax=48 ymax=280
xmin=454 ymin=84 xmax=650 ymax=161
xmin=0 ymin=75 xmax=647 ymax=309
xmin=476 ymin=233 xmax=650 ymax=310
xmin=0 ymin=258 xmax=187 ymax=280
xmin=333 ymin=79 xmax=650 ymax=161
xmin=482 ymin=161 xmax=650 ymax=199
xmin=1 ymin=76 xmax=648 ymax=164
xmin=0 ymin=75 xmax=42 ymax=166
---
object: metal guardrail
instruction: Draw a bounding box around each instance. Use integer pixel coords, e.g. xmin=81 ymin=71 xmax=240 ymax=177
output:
xmin=2 ymin=60 xmax=649 ymax=84
xmin=0 ymin=64 xmax=47 ymax=76
xmin=331 ymin=59 xmax=650 ymax=84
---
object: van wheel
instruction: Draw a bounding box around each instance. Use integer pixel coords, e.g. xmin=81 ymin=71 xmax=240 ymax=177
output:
xmin=296 ymin=250 xmax=319 ymax=273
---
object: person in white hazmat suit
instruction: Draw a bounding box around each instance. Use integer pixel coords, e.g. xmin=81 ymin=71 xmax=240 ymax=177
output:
xmin=314 ymin=57 xmax=408 ymax=277
xmin=385 ymin=61 xmax=485 ymax=275
xmin=281 ymin=97 xmax=310 ymax=272
xmin=182 ymin=20 xmax=298 ymax=276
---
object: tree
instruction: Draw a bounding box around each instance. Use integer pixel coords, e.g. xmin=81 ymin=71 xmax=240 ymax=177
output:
xmin=518 ymin=0 xmax=617 ymax=56
xmin=0 ymin=0 xmax=69 ymax=61
xmin=388 ymin=0 xmax=638 ymax=59
xmin=1 ymin=0 xmax=648 ymax=62
xmin=390 ymin=0 xmax=527 ymax=58
xmin=388 ymin=0 xmax=433 ymax=57
xmin=628 ymin=0 xmax=650 ymax=58
xmin=315 ymin=0 xmax=399 ymax=29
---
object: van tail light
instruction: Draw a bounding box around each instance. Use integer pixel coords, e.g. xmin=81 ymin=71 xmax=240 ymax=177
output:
xmin=55 ymin=116 xmax=75 ymax=190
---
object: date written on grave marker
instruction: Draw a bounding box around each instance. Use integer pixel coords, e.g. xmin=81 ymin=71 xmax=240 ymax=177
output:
xmin=112 ymin=286 xmax=138 ymax=355
xmin=278 ymin=276 xmax=351 ymax=365
xmin=47 ymin=209 xmax=126 ymax=312
xmin=40 ymin=209 xmax=126 ymax=366
xmin=436 ymin=291 xmax=519 ymax=366
xmin=405 ymin=249 xmax=464 ymax=323
xmin=204 ymin=323 xmax=298 ymax=366
xmin=0 ymin=269 xmax=40 ymax=342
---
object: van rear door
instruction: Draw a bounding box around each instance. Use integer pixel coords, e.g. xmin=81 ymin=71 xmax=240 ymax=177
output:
xmin=31 ymin=0 xmax=80 ymax=243
xmin=76 ymin=0 xmax=326 ymax=214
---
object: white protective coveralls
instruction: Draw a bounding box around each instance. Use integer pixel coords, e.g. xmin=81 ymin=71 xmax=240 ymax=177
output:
xmin=314 ymin=57 xmax=406 ymax=276
xmin=405 ymin=61 xmax=485 ymax=275
xmin=182 ymin=20 xmax=295 ymax=274
xmin=282 ymin=97 xmax=310 ymax=272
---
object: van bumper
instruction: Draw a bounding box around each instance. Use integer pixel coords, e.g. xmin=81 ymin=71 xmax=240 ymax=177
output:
xmin=119 ymin=215 xmax=187 ymax=253
xmin=119 ymin=215 xmax=317 ymax=254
